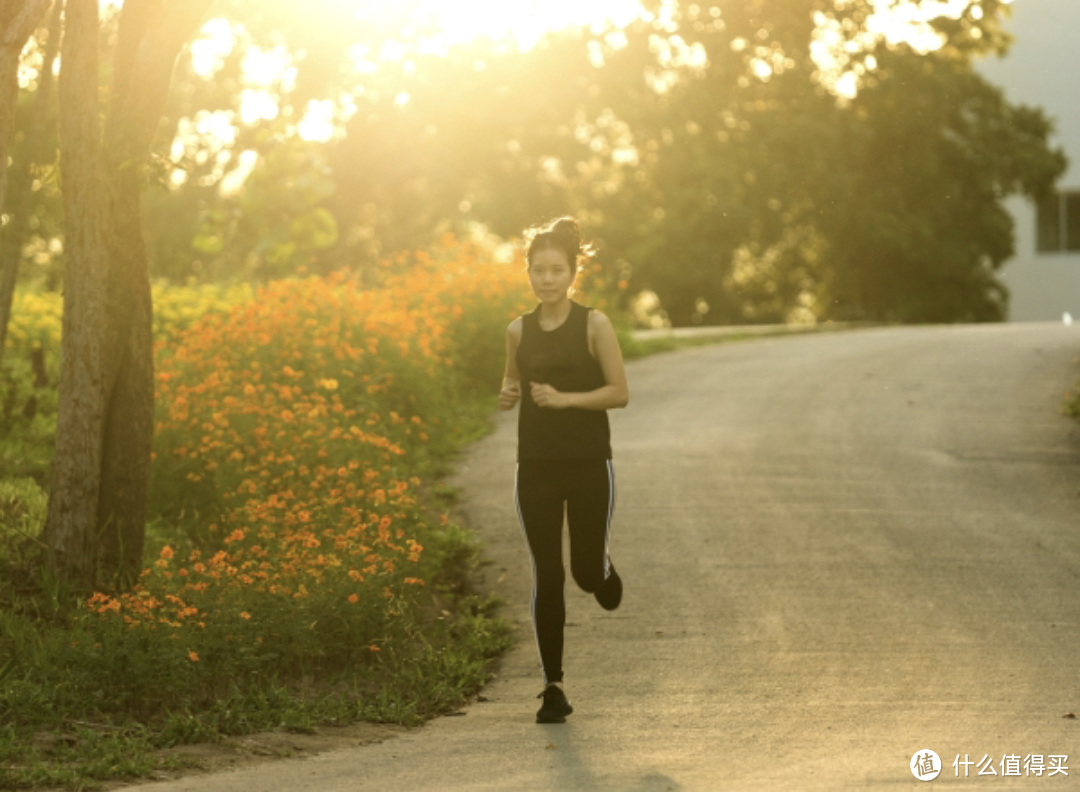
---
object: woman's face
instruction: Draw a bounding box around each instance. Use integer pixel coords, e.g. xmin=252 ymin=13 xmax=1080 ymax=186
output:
xmin=528 ymin=248 xmax=575 ymax=305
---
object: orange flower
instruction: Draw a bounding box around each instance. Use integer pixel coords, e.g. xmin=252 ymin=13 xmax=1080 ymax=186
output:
xmin=159 ymin=546 xmax=174 ymax=560
xmin=188 ymin=650 xmax=199 ymax=662
xmin=133 ymin=238 xmax=535 ymax=644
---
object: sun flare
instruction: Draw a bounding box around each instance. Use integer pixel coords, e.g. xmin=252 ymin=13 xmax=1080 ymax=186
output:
xmin=351 ymin=0 xmax=646 ymax=53
xmin=169 ymin=0 xmax=990 ymax=187
xmin=184 ymin=0 xmax=649 ymax=146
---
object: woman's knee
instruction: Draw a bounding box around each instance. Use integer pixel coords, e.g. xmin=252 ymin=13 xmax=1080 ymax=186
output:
xmin=534 ymin=563 xmax=565 ymax=592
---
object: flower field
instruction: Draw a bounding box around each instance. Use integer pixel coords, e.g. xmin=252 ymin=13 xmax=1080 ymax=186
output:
xmin=85 ymin=239 xmax=537 ymax=710
xmin=0 ymin=236 xmax=620 ymax=784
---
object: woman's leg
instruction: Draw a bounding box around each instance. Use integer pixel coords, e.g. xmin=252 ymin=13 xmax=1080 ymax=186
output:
xmin=515 ymin=461 xmax=568 ymax=684
xmin=565 ymin=459 xmax=617 ymax=594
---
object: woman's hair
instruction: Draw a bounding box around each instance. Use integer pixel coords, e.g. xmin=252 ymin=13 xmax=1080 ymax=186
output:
xmin=523 ymin=216 xmax=593 ymax=273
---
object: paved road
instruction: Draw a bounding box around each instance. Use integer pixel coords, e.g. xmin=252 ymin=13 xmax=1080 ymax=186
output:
xmin=132 ymin=323 xmax=1080 ymax=790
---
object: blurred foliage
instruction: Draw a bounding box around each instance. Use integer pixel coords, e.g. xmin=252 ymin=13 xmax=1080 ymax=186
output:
xmin=0 ymin=237 xmax=619 ymax=487
xmin=0 ymin=241 xmax=530 ymax=785
xmin=5 ymin=0 xmax=1068 ymax=324
xmin=0 ymin=236 xmax=529 ymax=736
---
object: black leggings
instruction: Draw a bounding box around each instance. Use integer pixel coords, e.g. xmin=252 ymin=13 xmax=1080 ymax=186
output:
xmin=514 ymin=458 xmax=616 ymax=685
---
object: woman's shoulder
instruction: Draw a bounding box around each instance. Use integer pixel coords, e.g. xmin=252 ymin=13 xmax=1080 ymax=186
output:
xmin=584 ymin=305 xmax=614 ymax=330
xmin=507 ymin=315 xmax=524 ymax=342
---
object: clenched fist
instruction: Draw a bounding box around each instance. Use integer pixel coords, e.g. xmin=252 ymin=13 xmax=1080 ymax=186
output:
xmin=531 ymin=382 xmax=570 ymax=409
xmin=499 ymin=382 xmax=521 ymax=411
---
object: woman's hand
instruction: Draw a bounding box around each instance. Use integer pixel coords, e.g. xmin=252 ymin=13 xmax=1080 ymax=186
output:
xmin=499 ymin=382 xmax=521 ymax=411
xmin=531 ymin=382 xmax=570 ymax=409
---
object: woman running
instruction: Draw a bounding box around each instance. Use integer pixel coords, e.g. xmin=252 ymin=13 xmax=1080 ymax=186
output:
xmin=498 ymin=217 xmax=630 ymax=724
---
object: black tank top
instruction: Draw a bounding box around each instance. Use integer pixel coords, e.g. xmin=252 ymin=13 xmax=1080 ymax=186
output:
xmin=516 ymin=300 xmax=612 ymax=460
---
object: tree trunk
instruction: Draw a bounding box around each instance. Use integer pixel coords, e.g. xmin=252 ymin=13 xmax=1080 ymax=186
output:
xmin=45 ymin=0 xmax=213 ymax=588
xmin=0 ymin=0 xmax=51 ymax=214
xmin=0 ymin=0 xmax=61 ymax=359
xmin=47 ymin=0 xmax=110 ymax=585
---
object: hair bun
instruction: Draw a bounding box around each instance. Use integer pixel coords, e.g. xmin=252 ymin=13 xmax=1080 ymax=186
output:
xmin=547 ymin=218 xmax=582 ymax=267
xmin=523 ymin=215 xmax=592 ymax=271
xmin=549 ymin=218 xmax=581 ymax=252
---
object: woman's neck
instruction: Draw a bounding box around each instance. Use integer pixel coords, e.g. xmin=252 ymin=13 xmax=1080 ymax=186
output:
xmin=538 ymin=297 xmax=572 ymax=326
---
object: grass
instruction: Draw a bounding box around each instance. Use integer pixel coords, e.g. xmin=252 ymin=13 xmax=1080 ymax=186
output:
xmin=0 ymin=472 xmax=512 ymax=790
xmin=0 ymin=242 xmax=534 ymax=790
xmin=0 ymin=248 xmax=839 ymax=789
xmin=1065 ymin=377 xmax=1080 ymax=421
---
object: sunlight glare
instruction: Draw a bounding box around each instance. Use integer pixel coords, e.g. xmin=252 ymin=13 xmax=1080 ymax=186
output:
xmin=353 ymin=0 xmax=645 ymax=53
xmin=867 ymin=0 xmax=973 ymax=52
xmin=242 ymin=45 xmax=298 ymax=89
xmin=297 ymin=100 xmax=336 ymax=143
xmin=166 ymin=0 xmax=997 ymax=193
xmin=813 ymin=0 xmax=982 ymax=98
xmin=220 ymin=150 xmax=260 ymax=196
xmin=189 ymin=18 xmax=237 ymax=77
xmin=239 ymin=89 xmax=280 ymax=125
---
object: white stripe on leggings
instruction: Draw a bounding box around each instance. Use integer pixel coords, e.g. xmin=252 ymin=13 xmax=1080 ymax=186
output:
xmin=603 ymin=458 xmax=616 ymax=579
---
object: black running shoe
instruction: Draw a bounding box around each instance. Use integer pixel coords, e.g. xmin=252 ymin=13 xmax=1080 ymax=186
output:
xmin=595 ymin=565 xmax=622 ymax=611
xmin=536 ymin=685 xmax=573 ymax=724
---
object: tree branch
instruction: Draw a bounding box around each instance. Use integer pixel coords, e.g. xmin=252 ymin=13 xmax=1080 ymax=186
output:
xmin=0 ymin=0 xmax=54 ymax=212
xmin=104 ymin=0 xmax=216 ymax=163
xmin=0 ymin=0 xmax=52 ymax=50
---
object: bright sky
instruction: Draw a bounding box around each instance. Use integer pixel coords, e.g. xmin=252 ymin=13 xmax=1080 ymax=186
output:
xmin=813 ymin=0 xmax=1007 ymax=97
xmin=175 ymin=0 xmax=653 ymax=189
xmin=357 ymin=0 xmax=647 ymax=53
xmin=166 ymin=0 xmax=997 ymax=189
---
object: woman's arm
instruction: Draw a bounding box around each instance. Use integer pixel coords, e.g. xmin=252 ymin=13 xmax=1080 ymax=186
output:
xmin=499 ymin=318 xmax=523 ymax=411
xmin=530 ymin=311 xmax=629 ymax=410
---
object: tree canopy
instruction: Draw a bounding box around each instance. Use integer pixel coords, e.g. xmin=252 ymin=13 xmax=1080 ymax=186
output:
xmin=5 ymin=0 xmax=1068 ymax=325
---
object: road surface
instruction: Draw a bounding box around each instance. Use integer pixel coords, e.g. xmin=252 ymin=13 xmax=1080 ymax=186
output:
xmin=130 ymin=323 xmax=1080 ymax=790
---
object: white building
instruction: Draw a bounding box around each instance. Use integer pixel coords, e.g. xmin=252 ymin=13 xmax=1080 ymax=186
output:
xmin=975 ymin=0 xmax=1080 ymax=321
